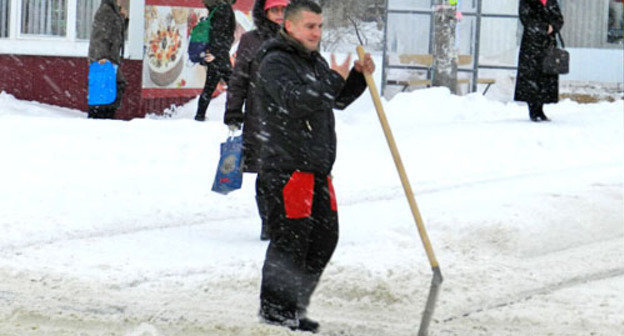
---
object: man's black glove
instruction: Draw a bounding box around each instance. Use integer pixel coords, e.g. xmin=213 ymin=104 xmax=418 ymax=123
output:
xmin=224 ymin=108 xmax=243 ymax=129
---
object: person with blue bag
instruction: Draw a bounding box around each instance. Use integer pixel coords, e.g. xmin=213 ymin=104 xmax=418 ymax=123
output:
xmin=87 ymin=0 xmax=128 ymax=119
xmin=193 ymin=0 xmax=237 ymax=122
xmin=224 ymin=0 xmax=290 ymax=241
xmin=252 ymin=1 xmax=375 ymax=332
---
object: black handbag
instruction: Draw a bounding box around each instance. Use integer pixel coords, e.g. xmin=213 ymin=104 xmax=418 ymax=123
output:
xmin=542 ymin=32 xmax=569 ymax=75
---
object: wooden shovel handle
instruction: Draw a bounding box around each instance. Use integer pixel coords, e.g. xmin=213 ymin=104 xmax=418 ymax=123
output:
xmin=356 ymin=45 xmax=440 ymax=269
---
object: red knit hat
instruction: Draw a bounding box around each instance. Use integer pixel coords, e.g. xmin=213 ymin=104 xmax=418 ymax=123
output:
xmin=264 ymin=0 xmax=289 ymax=10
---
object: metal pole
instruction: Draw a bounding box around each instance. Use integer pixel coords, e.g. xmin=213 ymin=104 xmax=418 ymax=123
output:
xmin=381 ymin=0 xmax=390 ymax=96
xmin=427 ymin=0 xmax=436 ymax=83
xmin=428 ymin=0 xmax=436 ymax=55
xmin=471 ymin=0 xmax=482 ymax=93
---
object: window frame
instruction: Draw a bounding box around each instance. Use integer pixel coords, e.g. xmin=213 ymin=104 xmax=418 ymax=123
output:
xmin=76 ymin=0 xmax=100 ymax=40
xmin=19 ymin=0 xmax=70 ymax=38
xmin=0 ymin=0 xmax=143 ymax=60
xmin=0 ymin=0 xmax=10 ymax=38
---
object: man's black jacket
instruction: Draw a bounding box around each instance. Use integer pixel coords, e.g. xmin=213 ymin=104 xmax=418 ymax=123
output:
xmin=254 ymin=31 xmax=367 ymax=175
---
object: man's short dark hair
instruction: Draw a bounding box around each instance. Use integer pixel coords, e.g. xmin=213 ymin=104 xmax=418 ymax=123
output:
xmin=284 ymin=0 xmax=322 ymax=21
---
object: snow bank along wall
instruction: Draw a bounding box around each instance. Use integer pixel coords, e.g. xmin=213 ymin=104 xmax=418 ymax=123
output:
xmin=0 ymin=0 xmax=622 ymax=117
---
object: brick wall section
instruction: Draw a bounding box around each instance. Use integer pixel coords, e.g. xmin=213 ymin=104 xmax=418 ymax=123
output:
xmin=0 ymin=55 xmax=201 ymax=120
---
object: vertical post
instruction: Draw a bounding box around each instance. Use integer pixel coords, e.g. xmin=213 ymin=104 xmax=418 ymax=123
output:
xmin=11 ymin=0 xmax=20 ymax=39
xmin=471 ymin=0 xmax=482 ymax=93
xmin=432 ymin=0 xmax=458 ymax=94
xmin=66 ymin=0 xmax=76 ymax=41
xmin=381 ymin=0 xmax=390 ymax=96
xmin=427 ymin=0 xmax=435 ymax=58
xmin=126 ymin=0 xmax=145 ymax=60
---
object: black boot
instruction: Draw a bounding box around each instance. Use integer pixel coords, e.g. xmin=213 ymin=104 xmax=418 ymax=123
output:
xmin=528 ymin=103 xmax=541 ymax=122
xmin=537 ymin=110 xmax=550 ymax=121
xmin=529 ymin=112 xmax=539 ymax=122
xmin=259 ymin=304 xmax=298 ymax=329
xmin=194 ymin=114 xmax=206 ymax=121
xmin=535 ymin=102 xmax=550 ymax=121
xmin=291 ymin=317 xmax=320 ymax=333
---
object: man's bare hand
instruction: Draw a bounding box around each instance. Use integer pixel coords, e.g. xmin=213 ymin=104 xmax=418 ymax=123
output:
xmin=98 ymin=59 xmax=108 ymax=64
xmin=331 ymin=53 xmax=351 ymax=80
xmin=354 ymin=53 xmax=375 ymax=74
xmin=547 ymin=25 xmax=553 ymax=34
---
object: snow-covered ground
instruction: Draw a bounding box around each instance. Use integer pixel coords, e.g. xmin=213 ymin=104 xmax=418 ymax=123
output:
xmin=0 ymin=64 xmax=622 ymax=336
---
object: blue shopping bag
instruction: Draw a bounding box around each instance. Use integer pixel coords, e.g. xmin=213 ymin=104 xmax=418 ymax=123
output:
xmin=212 ymin=135 xmax=243 ymax=195
xmin=88 ymin=61 xmax=117 ymax=106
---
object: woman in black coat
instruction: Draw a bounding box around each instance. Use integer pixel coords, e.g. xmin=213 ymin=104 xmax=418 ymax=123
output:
xmin=223 ymin=0 xmax=289 ymax=240
xmin=194 ymin=0 xmax=236 ymax=121
xmin=514 ymin=0 xmax=564 ymax=122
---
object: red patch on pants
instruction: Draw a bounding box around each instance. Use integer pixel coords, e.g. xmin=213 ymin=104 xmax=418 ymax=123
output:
xmin=283 ymin=171 xmax=315 ymax=219
xmin=327 ymin=176 xmax=337 ymax=211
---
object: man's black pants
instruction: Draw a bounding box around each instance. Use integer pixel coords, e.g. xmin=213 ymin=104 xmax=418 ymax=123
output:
xmin=258 ymin=170 xmax=339 ymax=321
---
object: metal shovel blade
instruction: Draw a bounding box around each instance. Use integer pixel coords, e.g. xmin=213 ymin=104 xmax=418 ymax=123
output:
xmin=418 ymin=266 xmax=443 ymax=336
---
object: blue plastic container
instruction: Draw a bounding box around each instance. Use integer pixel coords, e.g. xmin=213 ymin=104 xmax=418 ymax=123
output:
xmin=88 ymin=61 xmax=117 ymax=106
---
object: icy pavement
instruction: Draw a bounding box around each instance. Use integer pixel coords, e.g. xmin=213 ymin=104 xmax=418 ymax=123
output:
xmin=0 ymin=88 xmax=622 ymax=335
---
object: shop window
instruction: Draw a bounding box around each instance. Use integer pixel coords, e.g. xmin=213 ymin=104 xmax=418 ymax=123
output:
xmin=21 ymin=0 xmax=67 ymax=36
xmin=608 ymin=0 xmax=623 ymax=44
xmin=76 ymin=0 xmax=99 ymax=40
xmin=1 ymin=0 xmax=9 ymax=38
xmin=76 ymin=0 xmax=129 ymax=40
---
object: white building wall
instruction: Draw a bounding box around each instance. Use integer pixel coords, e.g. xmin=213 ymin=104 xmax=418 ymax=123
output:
xmin=560 ymin=0 xmax=619 ymax=49
xmin=387 ymin=0 xmax=520 ymax=64
xmin=385 ymin=0 xmax=623 ymax=83
xmin=563 ymin=48 xmax=624 ymax=83
xmin=386 ymin=0 xmax=432 ymax=55
xmin=477 ymin=0 xmax=519 ymax=65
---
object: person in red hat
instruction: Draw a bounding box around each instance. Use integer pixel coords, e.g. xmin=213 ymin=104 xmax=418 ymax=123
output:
xmin=223 ymin=0 xmax=290 ymax=241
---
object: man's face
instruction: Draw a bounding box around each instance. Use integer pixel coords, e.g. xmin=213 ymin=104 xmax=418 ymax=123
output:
xmin=285 ymin=11 xmax=323 ymax=52
xmin=266 ymin=6 xmax=287 ymax=25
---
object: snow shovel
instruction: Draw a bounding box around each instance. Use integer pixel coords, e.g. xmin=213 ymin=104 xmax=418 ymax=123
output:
xmin=351 ymin=22 xmax=443 ymax=336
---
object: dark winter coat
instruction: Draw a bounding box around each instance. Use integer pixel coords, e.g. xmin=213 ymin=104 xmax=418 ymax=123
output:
xmin=88 ymin=0 xmax=125 ymax=65
xmin=224 ymin=0 xmax=282 ymax=172
xmin=253 ymin=30 xmax=368 ymax=175
xmin=201 ymin=1 xmax=236 ymax=69
xmin=514 ymin=0 xmax=564 ymax=104
xmin=88 ymin=0 xmax=127 ymax=95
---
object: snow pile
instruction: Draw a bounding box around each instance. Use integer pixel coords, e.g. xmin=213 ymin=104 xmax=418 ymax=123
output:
xmin=0 ymin=87 xmax=622 ymax=335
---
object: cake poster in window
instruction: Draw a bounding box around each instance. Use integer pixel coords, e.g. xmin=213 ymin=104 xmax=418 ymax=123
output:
xmin=141 ymin=0 xmax=254 ymax=95
xmin=143 ymin=5 xmax=208 ymax=89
